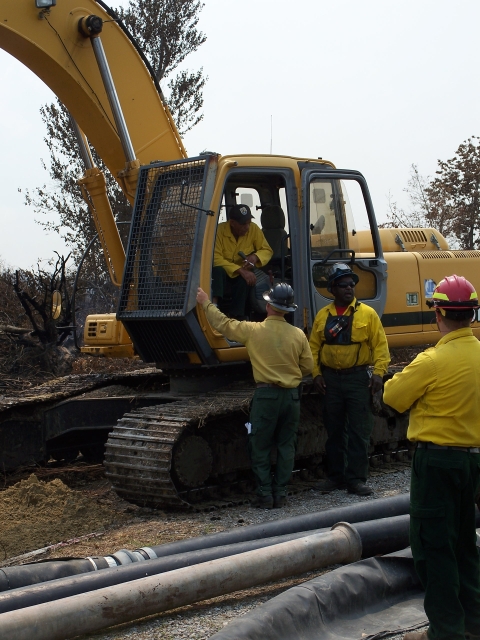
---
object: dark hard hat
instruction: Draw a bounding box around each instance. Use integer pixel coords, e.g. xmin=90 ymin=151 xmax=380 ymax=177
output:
xmin=263 ymin=282 xmax=297 ymax=312
xmin=327 ymin=263 xmax=359 ymax=293
xmin=229 ymin=204 xmax=254 ymax=225
xmin=426 ymin=274 xmax=479 ymax=310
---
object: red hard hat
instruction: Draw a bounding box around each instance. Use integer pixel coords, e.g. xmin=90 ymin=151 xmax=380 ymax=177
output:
xmin=428 ymin=275 xmax=479 ymax=309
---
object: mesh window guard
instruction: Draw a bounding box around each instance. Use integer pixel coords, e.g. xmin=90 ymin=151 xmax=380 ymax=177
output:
xmin=118 ymin=157 xmax=210 ymax=318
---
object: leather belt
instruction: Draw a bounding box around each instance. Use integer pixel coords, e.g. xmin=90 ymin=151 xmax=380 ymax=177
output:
xmin=256 ymin=383 xmax=282 ymax=388
xmin=416 ymin=442 xmax=480 ymax=453
xmin=322 ymin=365 xmax=369 ymax=375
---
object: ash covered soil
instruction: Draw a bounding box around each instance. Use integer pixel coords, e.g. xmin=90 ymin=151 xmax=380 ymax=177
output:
xmin=1 ymin=463 xmax=411 ymax=640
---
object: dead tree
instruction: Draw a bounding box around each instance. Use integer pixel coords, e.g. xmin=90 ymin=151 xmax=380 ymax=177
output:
xmin=11 ymin=254 xmax=75 ymax=376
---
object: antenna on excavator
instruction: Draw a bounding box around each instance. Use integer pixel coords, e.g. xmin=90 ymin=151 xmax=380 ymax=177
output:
xmin=270 ymin=115 xmax=273 ymax=154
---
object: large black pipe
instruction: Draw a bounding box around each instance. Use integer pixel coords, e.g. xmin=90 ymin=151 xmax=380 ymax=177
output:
xmin=0 ymin=494 xmax=411 ymax=594
xmin=0 ymin=558 xmax=109 ymax=593
xmin=0 ymin=514 xmax=411 ymax=614
xmin=149 ymin=493 xmax=412 ymax=558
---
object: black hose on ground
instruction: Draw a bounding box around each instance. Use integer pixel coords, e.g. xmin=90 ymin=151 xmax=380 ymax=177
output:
xmin=0 ymin=558 xmax=109 ymax=592
xmin=0 ymin=493 xmax=411 ymax=594
xmin=149 ymin=493 xmax=412 ymax=558
xmin=0 ymin=514 xmax=411 ymax=614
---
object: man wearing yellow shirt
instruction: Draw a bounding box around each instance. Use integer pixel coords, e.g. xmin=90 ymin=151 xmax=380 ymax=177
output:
xmin=309 ymin=263 xmax=390 ymax=496
xmin=383 ymin=275 xmax=480 ymax=640
xmin=212 ymin=204 xmax=273 ymax=319
xmin=196 ymin=283 xmax=313 ymax=509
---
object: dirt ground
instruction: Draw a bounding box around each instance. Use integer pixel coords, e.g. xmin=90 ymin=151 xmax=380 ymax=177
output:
xmin=0 ymin=462 xmax=236 ymax=564
xmin=0 ymin=347 xmax=422 ymax=563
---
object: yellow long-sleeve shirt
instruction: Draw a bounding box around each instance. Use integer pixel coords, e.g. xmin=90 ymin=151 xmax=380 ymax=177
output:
xmin=309 ymin=299 xmax=390 ymax=378
xmin=214 ymin=221 xmax=273 ymax=278
xmin=202 ymin=301 xmax=313 ymax=388
xmin=383 ymin=328 xmax=480 ymax=447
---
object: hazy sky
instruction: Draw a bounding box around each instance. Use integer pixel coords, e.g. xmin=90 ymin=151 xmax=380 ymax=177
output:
xmin=1 ymin=0 xmax=479 ymax=268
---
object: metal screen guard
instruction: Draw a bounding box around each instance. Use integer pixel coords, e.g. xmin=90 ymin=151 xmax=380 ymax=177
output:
xmin=117 ymin=156 xmax=217 ymax=365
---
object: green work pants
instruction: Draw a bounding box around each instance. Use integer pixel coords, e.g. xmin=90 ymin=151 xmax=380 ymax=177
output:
xmin=410 ymin=447 xmax=480 ymax=640
xmin=322 ymin=368 xmax=372 ymax=484
xmin=211 ymin=266 xmax=249 ymax=318
xmin=248 ymin=386 xmax=301 ymax=497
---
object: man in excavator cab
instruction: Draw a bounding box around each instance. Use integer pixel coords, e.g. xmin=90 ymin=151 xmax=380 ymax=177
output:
xmin=212 ymin=204 xmax=273 ymax=320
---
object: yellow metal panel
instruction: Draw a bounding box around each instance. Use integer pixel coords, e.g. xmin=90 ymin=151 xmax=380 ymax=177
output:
xmin=415 ymin=250 xmax=480 ymax=331
xmin=80 ymin=344 xmax=136 ymax=358
xmin=84 ymin=313 xmax=132 ymax=346
xmin=382 ymin=252 xmax=423 ymax=337
xmin=214 ymin=347 xmax=249 ymax=363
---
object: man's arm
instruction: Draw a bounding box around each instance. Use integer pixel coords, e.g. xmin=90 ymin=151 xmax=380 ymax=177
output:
xmin=309 ymin=313 xmax=324 ymax=379
xmin=196 ymin=288 xmax=252 ymax=343
xmin=299 ymin=336 xmax=314 ymax=377
xmin=383 ymin=352 xmax=436 ymax=413
xmin=251 ymin=225 xmax=273 ymax=267
xmin=368 ymin=311 xmax=390 ymax=377
xmin=309 ymin=312 xmax=327 ymax=393
xmin=365 ymin=310 xmax=390 ymax=393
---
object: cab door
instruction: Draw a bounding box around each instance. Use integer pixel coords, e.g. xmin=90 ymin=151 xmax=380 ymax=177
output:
xmin=301 ymin=166 xmax=387 ymax=328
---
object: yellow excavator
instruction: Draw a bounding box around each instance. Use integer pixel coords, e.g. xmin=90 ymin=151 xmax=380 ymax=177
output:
xmin=1 ymin=0 xmax=479 ymax=507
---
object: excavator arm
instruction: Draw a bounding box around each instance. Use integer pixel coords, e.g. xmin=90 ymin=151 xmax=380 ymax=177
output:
xmin=0 ymin=0 xmax=186 ymax=187
xmin=0 ymin=0 xmax=187 ymax=285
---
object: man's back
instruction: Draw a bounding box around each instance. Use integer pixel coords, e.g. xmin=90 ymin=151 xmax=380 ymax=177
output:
xmin=384 ymin=327 xmax=480 ymax=446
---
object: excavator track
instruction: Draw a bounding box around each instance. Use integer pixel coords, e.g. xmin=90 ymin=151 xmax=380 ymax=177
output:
xmin=104 ymin=389 xmax=254 ymax=508
xmin=104 ymin=379 xmax=412 ymax=510
xmin=0 ymin=368 xmax=166 ymax=472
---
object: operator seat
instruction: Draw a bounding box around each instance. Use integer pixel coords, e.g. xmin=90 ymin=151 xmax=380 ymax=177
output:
xmin=260 ymin=205 xmax=288 ymax=265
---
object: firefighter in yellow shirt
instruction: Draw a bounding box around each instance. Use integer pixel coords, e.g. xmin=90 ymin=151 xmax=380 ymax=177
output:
xmin=197 ymin=283 xmax=313 ymax=509
xmin=309 ymin=263 xmax=390 ymax=496
xmin=383 ymin=275 xmax=480 ymax=640
xmin=212 ymin=204 xmax=273 ymax=319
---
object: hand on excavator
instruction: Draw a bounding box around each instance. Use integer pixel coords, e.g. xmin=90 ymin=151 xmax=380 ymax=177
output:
xmin=313 ymin=375 xmax=326 ymax=395
xmin=238 ymin=268 xmax=257 ymax=286
xmin=196 ymin=287 xmax=209 ymax=305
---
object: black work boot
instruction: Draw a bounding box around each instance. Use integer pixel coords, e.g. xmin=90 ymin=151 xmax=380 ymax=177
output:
xmin=273 ymin=495 xmax=287 ymax=509
xmin=347 ymin=481 xmax=373 ymax=496
xmin=250 ymin=494 xmax=273 ymax=509
xmin=314 ymin=478 xmax=346 ymax=493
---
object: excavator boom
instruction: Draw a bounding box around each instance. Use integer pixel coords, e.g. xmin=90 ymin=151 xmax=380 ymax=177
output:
xmin=0 ymin=0 xmax=186 ymax=195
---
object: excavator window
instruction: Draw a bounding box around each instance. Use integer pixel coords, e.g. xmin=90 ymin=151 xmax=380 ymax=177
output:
xmin=309 ymin=177 xmax=377 ymax=301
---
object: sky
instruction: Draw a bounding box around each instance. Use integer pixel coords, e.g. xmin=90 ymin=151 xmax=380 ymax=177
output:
xmin=1 ymin=0 xmax=479 ymax=268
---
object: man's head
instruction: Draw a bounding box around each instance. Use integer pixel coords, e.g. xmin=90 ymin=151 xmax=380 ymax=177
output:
xmin=263 ymin=282 xmax=297 ymax=315
xmin=327 ymin=263 xmax=359 ymax=306
xmin=228 ymin=204 xmax=253 ymax=238
xmin=427 ymin=274 xmax=479 ymax=332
